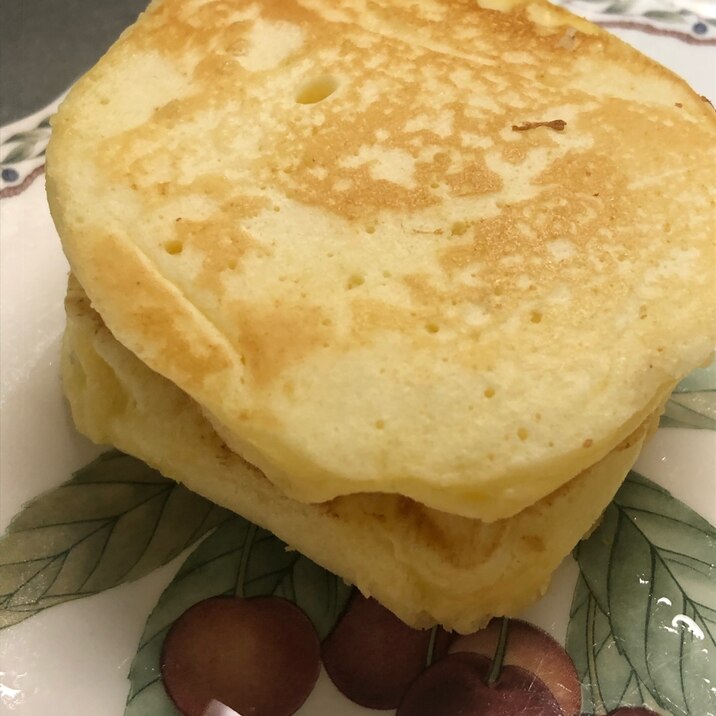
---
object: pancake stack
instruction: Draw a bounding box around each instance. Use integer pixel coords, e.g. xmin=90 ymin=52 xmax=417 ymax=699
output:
xmin=47 ymin=0 xmax=715 ymax=633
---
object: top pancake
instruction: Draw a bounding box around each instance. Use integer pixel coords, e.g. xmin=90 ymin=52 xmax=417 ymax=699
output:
xmin=46 ymin=0 xmax=716 ymax=521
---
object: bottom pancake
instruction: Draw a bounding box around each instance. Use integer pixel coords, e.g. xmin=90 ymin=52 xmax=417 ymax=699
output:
xmin=61 ymin=275 xmax=660 ymax=633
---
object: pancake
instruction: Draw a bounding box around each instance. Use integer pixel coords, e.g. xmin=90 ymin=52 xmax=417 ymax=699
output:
xmin=47 ymin=0 xmax=715 ymax=521
xmin=62 ymin=275 xmax=661 ymax=632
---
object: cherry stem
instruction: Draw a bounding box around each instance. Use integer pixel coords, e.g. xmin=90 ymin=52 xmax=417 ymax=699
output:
xmin=235 ymin=522 xmax=258 ymax=598
xmin=426 ymin=625 xmax=439 ymax=667
xmin=586 ymin=594 xmax=608 ymax=716
xmin=486 ymin=617 xmax=510 ymax=686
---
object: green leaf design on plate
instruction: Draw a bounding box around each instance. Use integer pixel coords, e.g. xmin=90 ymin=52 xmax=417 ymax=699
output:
xmin=568 ymin=573 xmax=664 ymax=713
xmin=2 ymin=143 xmax=38 ymax=165
xmin=124 ymin=515 xmax=352 ymax=715
xmin=603 ymin=0 xmax=637 ymax=15
xmin=0 ymin=451 xmax=230 ymax=629
xmin=643 ymin=10 xmax=686 ymax=22
xmin=3 ymin=128 xmax=48 ymax=146
xmin=661 ymin=363 xmax=716 ymax=430
xmin=567 ymin=472 xmax=716 ymax=715
xmin=1 ymin=114 xmax=52 ymax=166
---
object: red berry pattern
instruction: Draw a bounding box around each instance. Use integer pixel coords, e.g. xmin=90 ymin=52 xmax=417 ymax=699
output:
xmin=450 ymin=618 xmax=582 ymax=716
xmin=321 ymin=593 xmax=453 ymax=708
xmin=161 ymin=596 xmax=320 ymax=716
xmin=397 ymin=652 xmax=563 ymax=716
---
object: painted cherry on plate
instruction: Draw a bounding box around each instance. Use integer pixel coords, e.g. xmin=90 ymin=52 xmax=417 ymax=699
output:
xmin=321 ymin=593 xmax=453 ymax=709
xmin=397 ymin=651 xmax=563 ymax=716
xmin=161 ymin=596 xmax=320 ymax=716
xmin=450 ymin=617 xmax=582 ymax=716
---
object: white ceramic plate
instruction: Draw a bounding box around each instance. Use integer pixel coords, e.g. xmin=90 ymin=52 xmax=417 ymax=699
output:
xmin=1 ymin=2 xmax=715 ymax=715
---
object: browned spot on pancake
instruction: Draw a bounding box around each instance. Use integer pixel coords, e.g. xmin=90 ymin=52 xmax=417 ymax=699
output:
xmin=64 ymin=0 xmax=714 ymax=415
xmin=275 ymin=117 xmax=502 ymax=219
xmin=394 ymin=496 xmax=459 ymax=556
xmin=535 ymin=150 xmax=621 ymax=196
xmin=132 ymin=0 xmax=330 ymax=76
xmin=446 ymin=162 xmax=503 ymax=196
xmin=500 ymin=128 xmax=558 ymax=164
xmin=233 ymin=300 xmax=331 ymax=386
xmin=433 ymin=142 xmax=630 ymax=304
xmin=578 ymin=98 xmax=705 ymax=169
xmin=65 ymin=274 xmax=92 ymax=315
xmin=134 ymin=307 xmax=228 ymax=390
xmin=83 ymin=234 xmax=232 ymax=392
xmin=440 ymin=212 xmax=526 ymax=274
xmin=351 ymin=298 xmax=421 ymax=334
xmin=402 ymin=274 xmax=447 ymax=305
xmin=94 ymin=0 xmax=622 ymax=242
xmin=134 ymin=1 xmax=253 ymax=56
xmin=323 ymin=492 xmax=508 ymax=570
xmin=363 ymin=0 xmax=599 ymax=54
xmin=259 ymin=0 xmax=327 ymax=25
xmin=173 ymin=195 xmax=271 ymax=284
xmin=256 ymin=40 xmax=507 ymax=218
xmin=401 ymin=274 xmax=493 ymax=328
xmin=177 ymin=219 xmax=262 ymax=282
xmin=521 ymin=534 xmax=545 ymax=552
xmin=392 ymin=496 xmax=508 ymax=569
xmin=91 ymin=0 xmax=616 ymax=237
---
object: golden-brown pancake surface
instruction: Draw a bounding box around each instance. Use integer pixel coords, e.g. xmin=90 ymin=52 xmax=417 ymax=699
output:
xmin=47 ymin=0 xmax=716 ymax=520
xmin=61 ymin=275 xmax=660 ymax=632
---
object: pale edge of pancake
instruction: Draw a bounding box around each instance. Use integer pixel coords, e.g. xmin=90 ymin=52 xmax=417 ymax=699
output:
xmin=61 ymin=276 xmax=660 ymax=632
xmin=46 ymin=0 xmax=716 ymax=522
